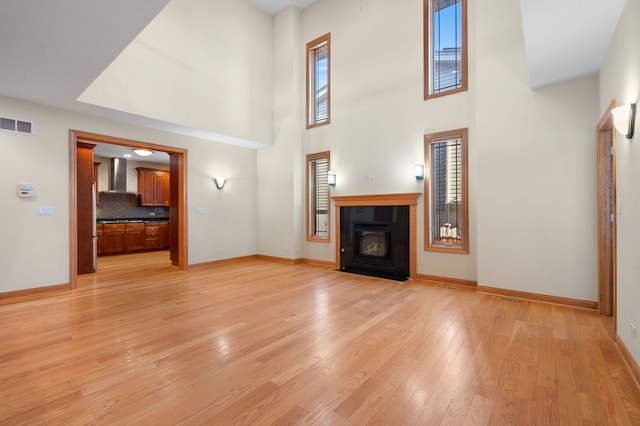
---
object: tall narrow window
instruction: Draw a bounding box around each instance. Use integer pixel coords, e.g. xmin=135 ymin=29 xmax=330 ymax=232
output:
xmin=424 ymin=128 xmax=468 ymax=253
xmin=307 ymin=151 xmax=331 ymax=242
xmin=307 ymin=33 xmax=330 ymax=128
xmin=424 ymin=0 xmax=467 ymax=99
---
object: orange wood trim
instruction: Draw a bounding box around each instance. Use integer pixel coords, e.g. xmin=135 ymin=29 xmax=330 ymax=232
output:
xmin=332 ymin=193 xmax=421 ymax=207
xmin=191 ymin=254 xmax=330 ymax=269
xmin=477 ymin=285 xmax=598 ymax=311
xmin=69 ymin=129 xmax=189 ymax=285
xmin=334 ymin=202 xmax=341 ymax=270
xmin=300 ymin=258 xmax=337 ymax=269
xmin=424 ymin=128 xmax=469 ymax=254
xmin=331 ymin=193 xmax=421 ymax=279
xmin=189 ymin=255 xmax=259 ymax=269
xmin=306 ymin=33 xmax=331 ymax=129
xmin=596 ymin=100 xmax=617 ymax=320
xmin=416 ymin=274 xmax=477 ymax=288
xmin=306 ymin=151 xmax=331 ymax=243
xmin=69 ymin=130 xmax=79 ymax=289
xmin=177 ymin=152 xmax=188 ymax=271
xmin=424 ymin=0 xmax=468 ymax=100
xmin=615 ymin=333 xmax=640 ymax=392
xmin=410 ymin=203 xmax=417 ymax=279
xmin=255 ymin=255 xmax=302 ymax=264
xmin=0 ymin=283 xmax=70 ymax=304
xmin=597 ymin=99 xmax=616 ymax=129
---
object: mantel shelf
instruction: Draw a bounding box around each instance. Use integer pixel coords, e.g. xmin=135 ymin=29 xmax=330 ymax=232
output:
xmin=331 ymin=193 xmax=421 ymax=207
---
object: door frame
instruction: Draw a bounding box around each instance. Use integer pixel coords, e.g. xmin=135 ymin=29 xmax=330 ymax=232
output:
xmin=69 ymin=129 xmax=188 ymax=289
xmin=596 ymin=100 xmax=616 ymax=320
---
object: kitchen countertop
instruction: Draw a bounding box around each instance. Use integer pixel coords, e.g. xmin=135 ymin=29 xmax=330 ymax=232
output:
xmin=97 ymin=218 xmax=170 ymax=224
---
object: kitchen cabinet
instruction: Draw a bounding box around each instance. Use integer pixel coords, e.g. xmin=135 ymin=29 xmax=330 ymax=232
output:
xmin=96 ymin=224 xmax=104 ymax=255
xmin=102 ymin=223 xmax=125 ymax=253
xmin=125 ymin=223 xmax=146 ymax=251
xmin=160 ymin=222 xmax=169 ymax=248
xmin=145 ymin=221 xmax=169 ymax=249
xmin=100 ymin=221 xmax=169 ymax=255
xmin=137 ymin=168 xmax=169 ymax=206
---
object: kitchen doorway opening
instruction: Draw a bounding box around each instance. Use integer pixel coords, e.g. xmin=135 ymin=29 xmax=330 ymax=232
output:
xmin=69 ymin=130 xmax=188 ymax=289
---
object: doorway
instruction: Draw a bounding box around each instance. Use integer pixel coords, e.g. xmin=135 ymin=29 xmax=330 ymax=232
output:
xmin=596 ymin=101 xmax=616 ymax=319
xmin=69 ymin=129 xmax=188 ymax=289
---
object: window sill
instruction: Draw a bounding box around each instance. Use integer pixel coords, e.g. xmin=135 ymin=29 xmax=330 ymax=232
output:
xmin=308 ymin=236 xmax=330 ymax=243
xmin=425 ymin=243 xmax=469 ymax=255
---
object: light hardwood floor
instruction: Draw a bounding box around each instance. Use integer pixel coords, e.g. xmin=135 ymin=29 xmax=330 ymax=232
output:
xmin=1 ymin=251 xmax=639 ymax=424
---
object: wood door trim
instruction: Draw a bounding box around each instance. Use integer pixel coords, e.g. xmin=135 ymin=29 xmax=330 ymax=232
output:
xmin=331 ymin=193 xmax=421 ymax=279
xmin=596 ymin=100 xmax=616 ymax=319
xmin=69 ymin=130 xmax=188 ymax=289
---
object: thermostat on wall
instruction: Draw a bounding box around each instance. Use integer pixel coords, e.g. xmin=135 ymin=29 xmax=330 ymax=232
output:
xmin=16 ymin=183 xmax=36 ymax=198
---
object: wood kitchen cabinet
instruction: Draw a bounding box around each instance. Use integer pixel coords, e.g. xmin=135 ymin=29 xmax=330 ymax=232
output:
xmin=137 ymin=168 xmax=169 ymax=206
xmin=159 ymin=222 xmax=169 ymax=248
xmin=145 ymin=222 xmax=170 ymax=249
xmin=102 ymin=223 xmax=125 ymax=253
xmin=125 ymin=223 xmax=146 ymax=251
xmin=96 ymin=223 xmax=104 ymax=255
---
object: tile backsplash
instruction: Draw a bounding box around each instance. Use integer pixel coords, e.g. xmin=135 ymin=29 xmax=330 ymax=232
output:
xmin=97 ymin=192 xmax=169 ymax=220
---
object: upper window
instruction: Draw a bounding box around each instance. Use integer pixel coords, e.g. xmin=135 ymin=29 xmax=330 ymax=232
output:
xmin=424 ymin=128 xmax=468 ymax=254
xmin=306 ymin=33 xmax=331 ymax=128
xmin=424 ymin=0 xmax=467 ymax=99
xmin=306 ymin=151 xmax=331 ymax=242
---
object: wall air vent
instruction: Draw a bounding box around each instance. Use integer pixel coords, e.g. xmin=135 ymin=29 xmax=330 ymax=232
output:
xmin=0 ymin=116 xmax=34 ymax=135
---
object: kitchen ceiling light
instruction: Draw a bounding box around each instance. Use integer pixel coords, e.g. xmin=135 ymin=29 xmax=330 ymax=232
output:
xmin=133 ymin=148 xmax=154 ymax=157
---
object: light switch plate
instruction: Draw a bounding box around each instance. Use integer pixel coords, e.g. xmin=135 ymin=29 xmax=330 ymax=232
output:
xmin=37 ymin=206 xmax=54 ymax=216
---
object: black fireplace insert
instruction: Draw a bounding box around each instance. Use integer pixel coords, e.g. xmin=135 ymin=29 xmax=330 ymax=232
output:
xmin=340 ymin=205 xmax=409 ymax=280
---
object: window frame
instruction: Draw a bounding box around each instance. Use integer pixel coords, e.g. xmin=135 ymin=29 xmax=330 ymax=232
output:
xmin=306 ymin=151 xmax=331 ymax=243
xmin=424 ymin=128 xmax=469 ymax=254
xmin=306 ymin=33 xmax=331 ymax=129
xmin=424 ymin=0 xmax=468 ymax=100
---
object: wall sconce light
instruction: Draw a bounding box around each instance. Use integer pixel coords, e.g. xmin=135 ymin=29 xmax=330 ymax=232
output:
xmin=414 ymin=161 xmax=424 ymax=180
xmin=612 ymin=102 xmax=636 ymax=139
xmin=213 ymin=177 xmax=226 ymax=189
xmin=327 ymin=171 xmax=336 ymax=186
xmin=133 ymin=148 xmax=154 ymax=157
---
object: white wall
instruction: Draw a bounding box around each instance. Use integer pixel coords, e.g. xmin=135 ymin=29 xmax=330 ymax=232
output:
xmin=293 ymin=0 xmax=477 ymax=279
xmin=599 ymin=0 xmax=640 ymax=364
xmin=0 ymin=96 xmax=257 ymax=292
xmin=78 ymin=0 xmax=273 ymax=147
xmin=256 ymin=7 xmax=303 ymax=259
xmin=476 ymin=0 xmax=599 ymax=300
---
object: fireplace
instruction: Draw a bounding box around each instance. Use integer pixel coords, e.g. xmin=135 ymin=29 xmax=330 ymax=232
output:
xmin=340 ymin=205 xmax=410 ymax=281
xmin=333 ymin=193 xmax=420 ymax=280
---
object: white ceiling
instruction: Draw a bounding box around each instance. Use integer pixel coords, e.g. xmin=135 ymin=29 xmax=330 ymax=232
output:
xmin=520 ymin=0 xmax=626 ymax=88
xmin=94 ymin=143 xmax=170 ymax=165
xmin=0 ymin=0 xmax=627 ymax=147
xmin=249 ymin=0 xmax=319 ymax=16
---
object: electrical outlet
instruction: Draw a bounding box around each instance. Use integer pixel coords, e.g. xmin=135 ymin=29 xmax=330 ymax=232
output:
xmin=631 ymin=323 xmax=637 ymax=339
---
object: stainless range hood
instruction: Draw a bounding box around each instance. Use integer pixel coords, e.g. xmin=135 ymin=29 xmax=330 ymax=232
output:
xmin=103 ymin=158 xmax=139 ymax=194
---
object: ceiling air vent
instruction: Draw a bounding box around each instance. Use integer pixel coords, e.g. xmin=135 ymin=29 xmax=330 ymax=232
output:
xmin=0 ymin=116 xmax=34 ymax=135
